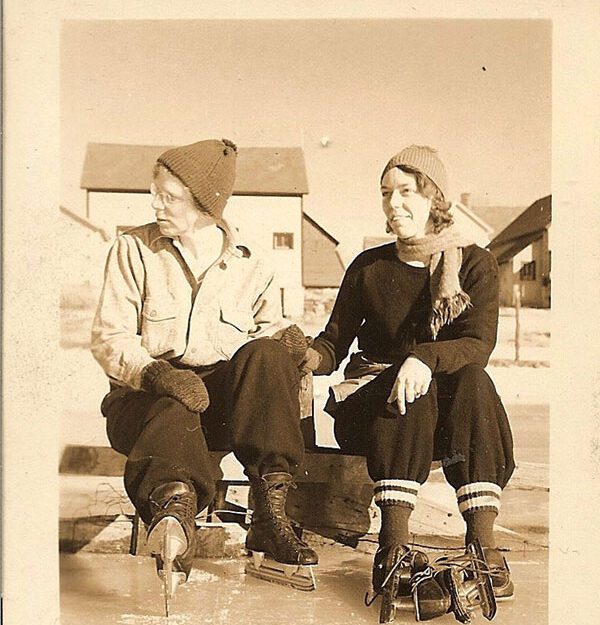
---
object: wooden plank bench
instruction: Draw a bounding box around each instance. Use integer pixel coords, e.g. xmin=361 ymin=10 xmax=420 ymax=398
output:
xmin=59 ymin=365 xmax=549 ymax=557
xmin=59 ymin=372 xmax=376 ymax=555
xmin=59 ymin=442 xmax=375 ymax=552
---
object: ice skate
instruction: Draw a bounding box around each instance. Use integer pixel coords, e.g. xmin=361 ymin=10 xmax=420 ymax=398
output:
xmin=482 ymin=547 xmax=514 ymax=601
xmin=427 ymin=539 xmax=497 ymax=623
xmin=245 ymin=472 xmax=318 ymax=591
xmin=367 ymin=544 xmax=449 ymax=623
xmin=146 ymin=481 xmax=198 ymax=616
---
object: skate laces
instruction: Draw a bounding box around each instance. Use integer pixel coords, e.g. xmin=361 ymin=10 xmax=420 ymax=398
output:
xmin=432 ymin=553 xmax=489 ymax=577
xmin=164 ymin=493 xmax=195 ymax=512
xmin=364 ymin=548 xmax=414 ymax=607
xmin=260 ymin=480 xmax=310 ymax=550
xmin=409 ymin=565 xmax=436 ymax=593
xmin=150 ymin=491 xmax=197 ymax=523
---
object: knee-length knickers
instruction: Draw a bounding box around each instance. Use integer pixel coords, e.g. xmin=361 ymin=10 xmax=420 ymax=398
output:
xmin=333 ymin=363 xmax=515 ymax=490
xmin=101 ymin=339 xmax=304 ymax=524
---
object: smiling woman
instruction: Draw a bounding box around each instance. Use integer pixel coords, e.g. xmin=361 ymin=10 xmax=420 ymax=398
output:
xmin=303 ymin=144 xmax=516 ymax=619
xmin=381 ymin=168 xmax=433 ymax=240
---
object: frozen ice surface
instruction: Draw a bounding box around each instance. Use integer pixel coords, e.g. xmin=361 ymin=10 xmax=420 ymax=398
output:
xmin=61 ymin=545 xmax=547 ymax=625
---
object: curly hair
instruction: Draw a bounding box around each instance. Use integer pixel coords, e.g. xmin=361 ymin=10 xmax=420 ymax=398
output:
xmin=395 ymin=165 xmax=453 ymax=233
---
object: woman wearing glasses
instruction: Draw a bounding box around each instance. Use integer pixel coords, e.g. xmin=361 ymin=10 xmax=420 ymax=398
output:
xmin=91 ymin=139 xmax=318 ymax=609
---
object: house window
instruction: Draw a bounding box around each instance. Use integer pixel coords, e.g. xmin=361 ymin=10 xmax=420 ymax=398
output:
xmin=519 ymin=260 xmax=536 ymax=281
xmin=273 ymin=232 xmax=294 ymax=250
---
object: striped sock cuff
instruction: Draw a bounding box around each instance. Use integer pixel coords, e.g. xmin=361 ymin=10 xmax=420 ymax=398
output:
xmin=456 ymin=482 xmax=502 ymax=515
xmin=374 ymin=479 xmax=420 ymax=509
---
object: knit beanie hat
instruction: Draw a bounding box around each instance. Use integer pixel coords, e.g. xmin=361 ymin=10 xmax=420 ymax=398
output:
xmin=380 ymin=145 xmax=448 ymax=199
xmin=157 ymin=138 xmax=238 ymax=220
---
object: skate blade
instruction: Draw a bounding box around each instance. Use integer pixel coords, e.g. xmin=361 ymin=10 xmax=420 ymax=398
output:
xmin=245 ymin=552 xmax=316 ymax=591
xmin=148 ymin=518 xmax=188 ymax=616
xmin=380 ymin=596 xmax=413 ymax=624
xmin=378 ymin=565 xmax=414 ymax=624
xmin=466 ymin=540 xmax=498 ymax=620
xmin=158 ymin=566 xmax=186 ymax=616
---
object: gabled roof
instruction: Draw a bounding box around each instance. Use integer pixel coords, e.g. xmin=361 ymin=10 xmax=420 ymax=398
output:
xmin=81 ymin=143 xmax=309 ymax=196
xmin=488 ymin=195 xmax=551 ymax=263
xmin=469 ymin=205 xmax=527 ymax=239
xmin=453 ymin=202 xmax=494 ymax=235
xmin=303 ymin=211 xmax=339 ymax=245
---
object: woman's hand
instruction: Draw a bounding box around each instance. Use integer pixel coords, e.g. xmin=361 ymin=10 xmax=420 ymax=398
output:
xmin=387 ymin=356 xmax=432 ymax=415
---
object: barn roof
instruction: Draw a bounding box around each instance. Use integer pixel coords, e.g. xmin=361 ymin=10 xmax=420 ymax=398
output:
xmin=488 ymin=195 xmax=552 ymax=263
xmin=81 ymin=143 xmax=309 ymax=196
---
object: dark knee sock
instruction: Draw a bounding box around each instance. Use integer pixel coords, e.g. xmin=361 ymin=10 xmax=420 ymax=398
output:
xmin=464 ymin=509 xmax=497 ymax=548
xmin=377 ymin=504 xmax=413 ymax=547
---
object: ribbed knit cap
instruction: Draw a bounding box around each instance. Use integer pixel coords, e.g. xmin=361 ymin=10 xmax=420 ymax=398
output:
xmin=157 ymin=138 xmax=237 ymax=220
xmin=380 ymin=145 xmax=448 ymax=199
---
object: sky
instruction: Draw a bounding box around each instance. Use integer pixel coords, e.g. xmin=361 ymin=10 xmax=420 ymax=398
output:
xmin=61 ymin=19 xmax=551 ymax=253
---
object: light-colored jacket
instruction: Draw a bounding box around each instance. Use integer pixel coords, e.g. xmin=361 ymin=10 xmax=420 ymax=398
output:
xmin=91 ymin=220 xmax=289 ymax=389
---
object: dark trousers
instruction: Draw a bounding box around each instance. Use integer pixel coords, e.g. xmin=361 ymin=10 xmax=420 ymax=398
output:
xmin=333 ymin=364 xmax=515 ymax=490
xmin=101 ymin=339 xmax=304 ymax=524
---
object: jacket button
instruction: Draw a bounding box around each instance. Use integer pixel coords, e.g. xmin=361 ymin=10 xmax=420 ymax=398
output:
xmin=219 ymin=261 xmax=227 ymax=270
xmin=150 ymin=310 xmax=157 ymax=317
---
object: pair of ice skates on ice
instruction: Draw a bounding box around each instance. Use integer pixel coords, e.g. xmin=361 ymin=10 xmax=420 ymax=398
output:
xmin=367 ymin=541 xmax=513 ymax=623
xmin=145 ymin=474 xmax=512 ymax=622
xmin=145 ymin=472 xmax=317 ymax=617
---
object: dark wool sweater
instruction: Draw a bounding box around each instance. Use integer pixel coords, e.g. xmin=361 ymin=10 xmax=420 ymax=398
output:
xmin=312 ymin=243 xmax=500 ymax=376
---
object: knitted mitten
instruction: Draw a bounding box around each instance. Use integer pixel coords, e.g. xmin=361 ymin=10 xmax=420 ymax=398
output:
xmin=141 ymin=360 xmax=210 ymax=412
xmin=271 ymin=324 xmax=311 ymax=367
xmin=299 ymin=347 xmax=322 ymax=375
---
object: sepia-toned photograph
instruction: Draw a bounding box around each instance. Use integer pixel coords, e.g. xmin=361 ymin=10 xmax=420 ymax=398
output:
xmin=55 ymin=16 xmax=552 ymax=625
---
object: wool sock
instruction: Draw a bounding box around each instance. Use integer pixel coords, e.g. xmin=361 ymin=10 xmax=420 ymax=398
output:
xmin=378 ymin=503 xmax=413 ymax=548
xmin=464 ymin=509 xmax=497 ymax=548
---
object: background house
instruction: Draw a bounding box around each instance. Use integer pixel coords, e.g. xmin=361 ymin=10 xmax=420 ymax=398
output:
xmin=78 ymin=142 xmax=345 ymax=317
xmin=488 ymin=195 xmax=552 ymax=308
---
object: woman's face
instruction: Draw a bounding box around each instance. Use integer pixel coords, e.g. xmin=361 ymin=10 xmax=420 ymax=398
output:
xmin=150 ymin=166 xmax=215 ymax=237
xmin=381 ymin=167 xmax=433 ymax=240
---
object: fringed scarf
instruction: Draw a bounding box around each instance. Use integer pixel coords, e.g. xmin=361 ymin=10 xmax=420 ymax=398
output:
xmin=395 ymin=225 xmax=474 ymax=339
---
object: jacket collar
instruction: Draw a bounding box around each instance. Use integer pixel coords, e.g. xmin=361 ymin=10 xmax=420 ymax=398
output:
xmin=148 ymin=218 xmax=253 ymax=258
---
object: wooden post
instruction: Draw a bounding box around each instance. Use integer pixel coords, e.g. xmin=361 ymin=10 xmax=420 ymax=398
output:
xmin=513 ymin=283 xmax=521 ymax=362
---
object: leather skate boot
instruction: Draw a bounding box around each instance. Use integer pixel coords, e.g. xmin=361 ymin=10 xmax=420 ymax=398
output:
xmin=147 ymin=481 xmax=198 ymax=582
xmin=246 ymin=472 xmax=318 ymax=566
xmin=430 ymin=540 xmax=498 ymax=623
xmin=372 ymin=544 xmax=450 ymax=622
xmin=482 ymin=547 xmax=514 ymax=600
